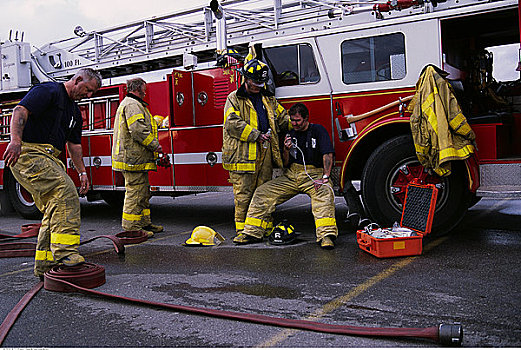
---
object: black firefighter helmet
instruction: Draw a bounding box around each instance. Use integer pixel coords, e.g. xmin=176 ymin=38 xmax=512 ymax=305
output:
xmin=238 ymin=59 xmax=269 ymax=84
xmin=268 ymin=220 xmax=300 ymax=245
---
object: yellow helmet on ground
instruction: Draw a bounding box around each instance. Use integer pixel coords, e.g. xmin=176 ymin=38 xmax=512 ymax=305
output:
xmin=184 ymin=226 xmax=225 ymax=246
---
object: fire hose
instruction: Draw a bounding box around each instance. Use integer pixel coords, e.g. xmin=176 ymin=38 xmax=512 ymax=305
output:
xmin=1 ymin=224 xmax=462 ymax=346
xmin=1 ymin=262 xmax=463 ymax=346
xmin=0 ymin=225 xmax=147 ymax=258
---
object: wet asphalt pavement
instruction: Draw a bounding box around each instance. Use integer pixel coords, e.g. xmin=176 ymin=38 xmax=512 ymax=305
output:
xmin=1 ymin=193 xmax=520 ymax=348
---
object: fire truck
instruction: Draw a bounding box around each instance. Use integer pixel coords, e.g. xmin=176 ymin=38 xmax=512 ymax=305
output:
xmin=0 ymin=0 xmax=519 ymax=234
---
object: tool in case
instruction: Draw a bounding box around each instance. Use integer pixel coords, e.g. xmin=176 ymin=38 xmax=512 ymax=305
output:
xmin=357 ymin=181 xmax=438 ymax=258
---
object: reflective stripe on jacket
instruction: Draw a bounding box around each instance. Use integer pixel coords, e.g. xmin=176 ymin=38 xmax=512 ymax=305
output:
xmin=222 ymin=85 xmax=290 ymax=173
xmin=112 ymin=94 xmax=159 ymax=172
xmin=408 ymin=65 xmax=476 ymax=177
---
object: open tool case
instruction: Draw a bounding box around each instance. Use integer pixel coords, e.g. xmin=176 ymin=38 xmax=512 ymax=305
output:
xmin=357 ymin=182 xmax=438 ymax=258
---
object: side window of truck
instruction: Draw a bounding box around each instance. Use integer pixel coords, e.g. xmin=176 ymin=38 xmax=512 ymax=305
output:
xmin=341 ymin=33 xmax=406 ymax=84
xmin=263 ymin=44 xmax=320 ymax=87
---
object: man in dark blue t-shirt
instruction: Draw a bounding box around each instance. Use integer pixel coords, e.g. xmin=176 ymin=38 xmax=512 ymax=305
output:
xmin=2 ymin=68 xmax=101 ymax=278
xmin=239 ymin=102 xmax=338 ymax=249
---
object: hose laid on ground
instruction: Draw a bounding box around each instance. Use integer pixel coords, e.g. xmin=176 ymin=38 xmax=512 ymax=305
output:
xmin=1 ymin=228 xmax=462 ymax=347
xmin=0 ymin=282 xmax=43 ymax=345
xmin=0 ymin=224 xmax=41 ymax=258
xmin=40 ymin=264 xmax=463 ymax=346
xmin=0 ymin=225 xmax=147 ymax=258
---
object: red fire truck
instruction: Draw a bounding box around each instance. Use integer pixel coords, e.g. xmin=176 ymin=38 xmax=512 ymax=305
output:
xmin=1 ymin=0 xmax=519 ymax=234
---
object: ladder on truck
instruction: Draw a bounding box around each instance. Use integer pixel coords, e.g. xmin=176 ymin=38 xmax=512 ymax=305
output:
xmin=24 ymin=0 xmax=501 ymax=81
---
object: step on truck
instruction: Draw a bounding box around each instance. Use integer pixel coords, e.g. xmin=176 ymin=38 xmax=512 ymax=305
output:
xmin=0 ymin=0 xmax=520 ymax=234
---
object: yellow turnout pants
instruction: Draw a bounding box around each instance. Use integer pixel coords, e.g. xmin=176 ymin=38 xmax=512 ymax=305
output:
xmin=243 ymin=163 xmax=338 ymax=241
xmin=122 ymin=171 xmax=152 ymax=231
xmin=228 ymin=146 xmax=273 ymax=234
xmin=10 ymin=143 xmax=82 ymax=277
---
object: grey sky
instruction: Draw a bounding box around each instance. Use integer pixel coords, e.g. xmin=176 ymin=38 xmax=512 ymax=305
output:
xmin=0 ymin=0 xmax=210 ymax=48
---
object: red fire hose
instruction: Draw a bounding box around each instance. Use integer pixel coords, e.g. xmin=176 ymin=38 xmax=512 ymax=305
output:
xmin=1 ymin=227 xmax=462 ymax=347
xmin=2 ymin=263 xmax=462 ymax=346
xmin=0 ymin=227 xmax=147 ymax=258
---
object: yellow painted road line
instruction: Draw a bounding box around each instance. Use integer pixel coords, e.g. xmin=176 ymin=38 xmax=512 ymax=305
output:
xmin=258 ymin=235 xmax=450 ymax=347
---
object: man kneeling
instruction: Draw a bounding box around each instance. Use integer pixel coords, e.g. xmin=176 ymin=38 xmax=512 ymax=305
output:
xmin=236 ymin=103 xmax=338 ymax=249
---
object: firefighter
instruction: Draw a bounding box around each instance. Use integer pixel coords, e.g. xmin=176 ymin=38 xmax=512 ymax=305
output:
xmin=2 ymin=68 xmax=102 ymax=278
xmin=239 ymin=103 xmax=338 ymax=249
xmin=222 ymin=59 xmax=291 ymax=244
xmin=112 ymin=78 xmax=164 ymax=237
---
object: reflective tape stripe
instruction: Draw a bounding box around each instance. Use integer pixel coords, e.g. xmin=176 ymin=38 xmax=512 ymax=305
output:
xmin=245 ymin=216 xmax=269 ymax=229
xmin=424 ymin=107 xmax=438 ymax=136
xmin=235 ymin=221 xmax=245 ymax=230
xmin=240 ymin=124 xmax=253 ymax=141
xmin=439 ymin=144 xmax=475 ymax=160
xmin=276 ymin=103 xmax=285 ymax=115
xmin=35 ymin=250 xmax=54 ymax=262
xmin=51 ymin=233 xmax=80 ymax=246
xmin=128 ymin=113 xmax=144 ymax=126
xmin=225 ymin=107 xmax=239 ymax=123
xmin=142 ymin=133 xmax=154 ymax=146
xmin=449 ymin=113 xmax=472 ymax=135
xmin=223 ymin=162 xmax=256 ymax=172
xmin=248 ymin=142 xmax=256 ymax=161
xmin=415 ymin=144 xmax=428 ymax=153
xmin=112 ymin=160 xmax=156 ymax=171
xmin=315 ymin=217 xmax=337 ymax=227
xmin=123 ymin=212 xmax=142 ymax=221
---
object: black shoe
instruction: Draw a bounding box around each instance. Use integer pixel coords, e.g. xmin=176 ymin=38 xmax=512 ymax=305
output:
xmin=233 ymin=233 xmax=263 ymax=245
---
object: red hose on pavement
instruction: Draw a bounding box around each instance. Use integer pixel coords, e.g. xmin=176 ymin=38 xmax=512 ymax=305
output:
xmin=40 ymin=264 xmax=463 ymax=346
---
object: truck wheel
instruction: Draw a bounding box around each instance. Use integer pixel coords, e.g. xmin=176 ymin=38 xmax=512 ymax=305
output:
xmin=361 ymin=134 xmax=471 ymax=235
xmin=6 ymin=173 xmax=43 ymax=220
xmin=101 ymin=192 xmax=125 ymax=209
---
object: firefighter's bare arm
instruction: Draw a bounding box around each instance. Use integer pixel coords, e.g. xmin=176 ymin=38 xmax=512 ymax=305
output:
xmin=3 ymin=105 xmax=29 ymax=167
xmin=282 ymin=134 xmax=292 ymax=167
xmin=67 ymin=141 xmax=90 ymax=195
xmin=314 ymin=153 xmax=333 ymax=191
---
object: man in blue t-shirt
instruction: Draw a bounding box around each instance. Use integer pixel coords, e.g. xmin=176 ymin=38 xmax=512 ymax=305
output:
xmin=239 ymin=103 xmax=338 ymax=249
xmin=3 ymin=68 xmax=101 ymax=278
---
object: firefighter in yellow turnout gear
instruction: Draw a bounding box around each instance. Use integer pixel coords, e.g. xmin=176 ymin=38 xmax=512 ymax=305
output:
xmin=240 ymin=103 xmax=338 ymax=249
xmin=2 ymin=68 xmax=102 ymax=278
xmin=112 ymin=78 xmax=164 ymax=237
xmin=222 ymin=59 xmax=291 ymax=243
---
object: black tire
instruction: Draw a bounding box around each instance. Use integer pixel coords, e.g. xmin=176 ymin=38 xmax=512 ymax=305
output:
xmin=101 ymin=191 xmax=125 ymax=209
xmin=6 ymin=172 xmax=43 ymax=220
xmin=361 ymin=134 xmax=471 ymax=235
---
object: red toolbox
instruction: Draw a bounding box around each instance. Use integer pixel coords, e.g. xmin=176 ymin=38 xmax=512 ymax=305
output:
xmin=356 ymin=182 xmax=438 ymax=258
